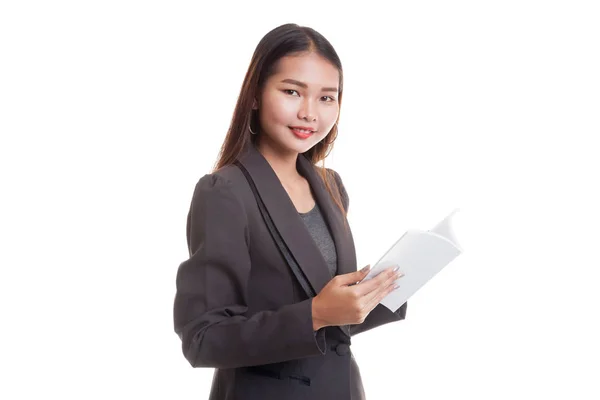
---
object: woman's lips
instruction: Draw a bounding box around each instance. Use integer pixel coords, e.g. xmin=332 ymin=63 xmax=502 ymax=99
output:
xmin=289 ymin=127 xmax=315 ymax=139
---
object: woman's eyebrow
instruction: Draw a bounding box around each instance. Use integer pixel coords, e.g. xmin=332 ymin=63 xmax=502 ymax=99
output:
xmin=280 ymin=78 xmax=338 ymax=93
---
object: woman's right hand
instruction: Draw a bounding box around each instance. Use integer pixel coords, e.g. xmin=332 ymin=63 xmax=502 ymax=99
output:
xmin=311 ymin=265 xmax=404 ymax=330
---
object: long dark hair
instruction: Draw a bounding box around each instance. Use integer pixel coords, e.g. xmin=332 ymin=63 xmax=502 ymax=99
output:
xmin=212 ymin=23 xmax=347 ymax=223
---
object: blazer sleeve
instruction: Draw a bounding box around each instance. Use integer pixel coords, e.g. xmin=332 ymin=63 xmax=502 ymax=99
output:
xmin=328 ymin=169 xmax=408 ymax=337
xmin=173 ymin=173 xmax=327 ymax=369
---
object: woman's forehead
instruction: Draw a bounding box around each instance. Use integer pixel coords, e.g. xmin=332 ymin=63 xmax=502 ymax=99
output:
xmin=270 ymin=52 xmax=339 ymax=89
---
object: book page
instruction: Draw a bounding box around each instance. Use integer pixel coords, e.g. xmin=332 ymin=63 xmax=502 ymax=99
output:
xmin=359 ymin=210 xmax=463 ymax=312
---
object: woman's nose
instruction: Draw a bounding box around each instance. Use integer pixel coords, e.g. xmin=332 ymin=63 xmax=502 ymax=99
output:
xmin=298 ymin=99 xmax=316 ymax=122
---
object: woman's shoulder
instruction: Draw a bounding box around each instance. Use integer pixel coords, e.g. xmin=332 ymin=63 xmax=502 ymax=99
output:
xmin=191 ymin=164 xmax=248 ymax=204
xmin=192 ymin=162 xmax=244 ymax=186
xmin=313 ymin=165 xmax=342 ymax=185
xmin=206 ymin=163 xmax=244 ymax=185
xmin=317 ymin=166 xmax=346 ymax=192
xmin=320 ymin=166 xmax=349 ymax=211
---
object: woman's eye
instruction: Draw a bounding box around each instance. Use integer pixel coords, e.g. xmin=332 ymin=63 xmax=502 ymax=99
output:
xmin=283 ymin=90 xmax=335 ymax=102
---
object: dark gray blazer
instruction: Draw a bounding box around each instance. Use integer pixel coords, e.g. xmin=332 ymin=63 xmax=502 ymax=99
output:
xmin=173 ymin=143 xmax=407 ymax=399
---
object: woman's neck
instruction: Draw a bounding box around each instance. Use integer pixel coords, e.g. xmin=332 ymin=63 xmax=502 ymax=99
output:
xmin=256 ymin=137 xmax=303 ymax=186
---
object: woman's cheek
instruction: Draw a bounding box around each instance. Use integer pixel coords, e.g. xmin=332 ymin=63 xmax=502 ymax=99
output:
xmin=270 ymin=97 xmax=296 ymax=120
xmin=322 ymin=107 xmax=339 ymax=127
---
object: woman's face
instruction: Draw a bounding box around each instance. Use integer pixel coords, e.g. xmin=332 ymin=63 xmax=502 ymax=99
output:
xmin=255 ymin=52 xmax=340 ymax=155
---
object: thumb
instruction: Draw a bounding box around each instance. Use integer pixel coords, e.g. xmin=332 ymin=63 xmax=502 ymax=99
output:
xmin=338 ymin=264 xmax=371 ymax=286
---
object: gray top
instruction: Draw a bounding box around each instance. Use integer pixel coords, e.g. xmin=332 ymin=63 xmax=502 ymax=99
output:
xmin=298 ymin=202 xmax=338 ymax=278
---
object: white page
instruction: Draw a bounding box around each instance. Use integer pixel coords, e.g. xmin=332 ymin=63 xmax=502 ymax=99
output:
xmin=359 ymin=209 xmax=463 ymax=312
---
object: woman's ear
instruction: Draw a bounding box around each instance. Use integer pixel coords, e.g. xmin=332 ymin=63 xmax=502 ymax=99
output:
xmin=252 ymin=98 xmax=258 ymax=110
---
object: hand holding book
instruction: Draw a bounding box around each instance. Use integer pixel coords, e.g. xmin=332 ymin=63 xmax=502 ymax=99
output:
xmin=359 ymin=209 xmax=464 ymax=312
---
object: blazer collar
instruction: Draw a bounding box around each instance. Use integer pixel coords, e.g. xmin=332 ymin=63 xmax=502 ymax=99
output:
xmin=236 ymin=143 xmax=357 ymax=337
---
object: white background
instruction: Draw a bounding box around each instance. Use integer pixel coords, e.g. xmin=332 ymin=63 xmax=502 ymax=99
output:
xmin=1 ymin=1 xmax=599 ymax=399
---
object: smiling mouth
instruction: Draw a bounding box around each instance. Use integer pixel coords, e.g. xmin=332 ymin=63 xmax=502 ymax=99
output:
xmin=289 ymin=127 xmax=316 ymax=134
xmin=289 ymin=127 xmax=316 ymax=139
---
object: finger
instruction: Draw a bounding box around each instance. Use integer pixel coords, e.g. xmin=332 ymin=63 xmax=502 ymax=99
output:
xmin=364 ymin=279 xmax=400 ymax=312
xmin=361 ymin=269 xmax=402 ymax=306
xmin=350 ymin=267 xmax=395 ymax=296
xmin=337 ymin=264 xmax=372 ymax=286
xmin=352 ymin=266 xmax=402 ymax=297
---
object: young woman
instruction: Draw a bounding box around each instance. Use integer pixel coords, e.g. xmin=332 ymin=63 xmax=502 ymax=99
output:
xmin=173 ymin=23 xmax=408 ymax=400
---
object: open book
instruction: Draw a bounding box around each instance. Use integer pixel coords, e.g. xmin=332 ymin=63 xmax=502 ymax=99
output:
xmin=359 ymin=209 xmax=463 ymax=312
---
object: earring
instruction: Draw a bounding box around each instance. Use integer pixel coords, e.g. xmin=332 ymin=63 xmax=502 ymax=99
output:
xmin=249 ymin=107 xmax=258 ymax=134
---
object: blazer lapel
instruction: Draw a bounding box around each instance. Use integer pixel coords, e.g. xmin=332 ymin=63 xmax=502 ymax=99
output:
xmin=296 ymin=153 xmax=357 ymax=279
xmin=236 ymin=144 xmax=357 ymax=338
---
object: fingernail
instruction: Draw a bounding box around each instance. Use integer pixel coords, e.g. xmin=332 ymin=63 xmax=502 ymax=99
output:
xmin=361 ymin=264 xmax=371 ymax=272
xmin=393 ymin=266 xmax=399 ymax=272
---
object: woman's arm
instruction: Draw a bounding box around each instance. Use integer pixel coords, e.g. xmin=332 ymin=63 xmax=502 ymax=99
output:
xmin=173 ymin=173 xmax=326 ymax=369
xmin=348 ymin=302 xmax=407 ymax=336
